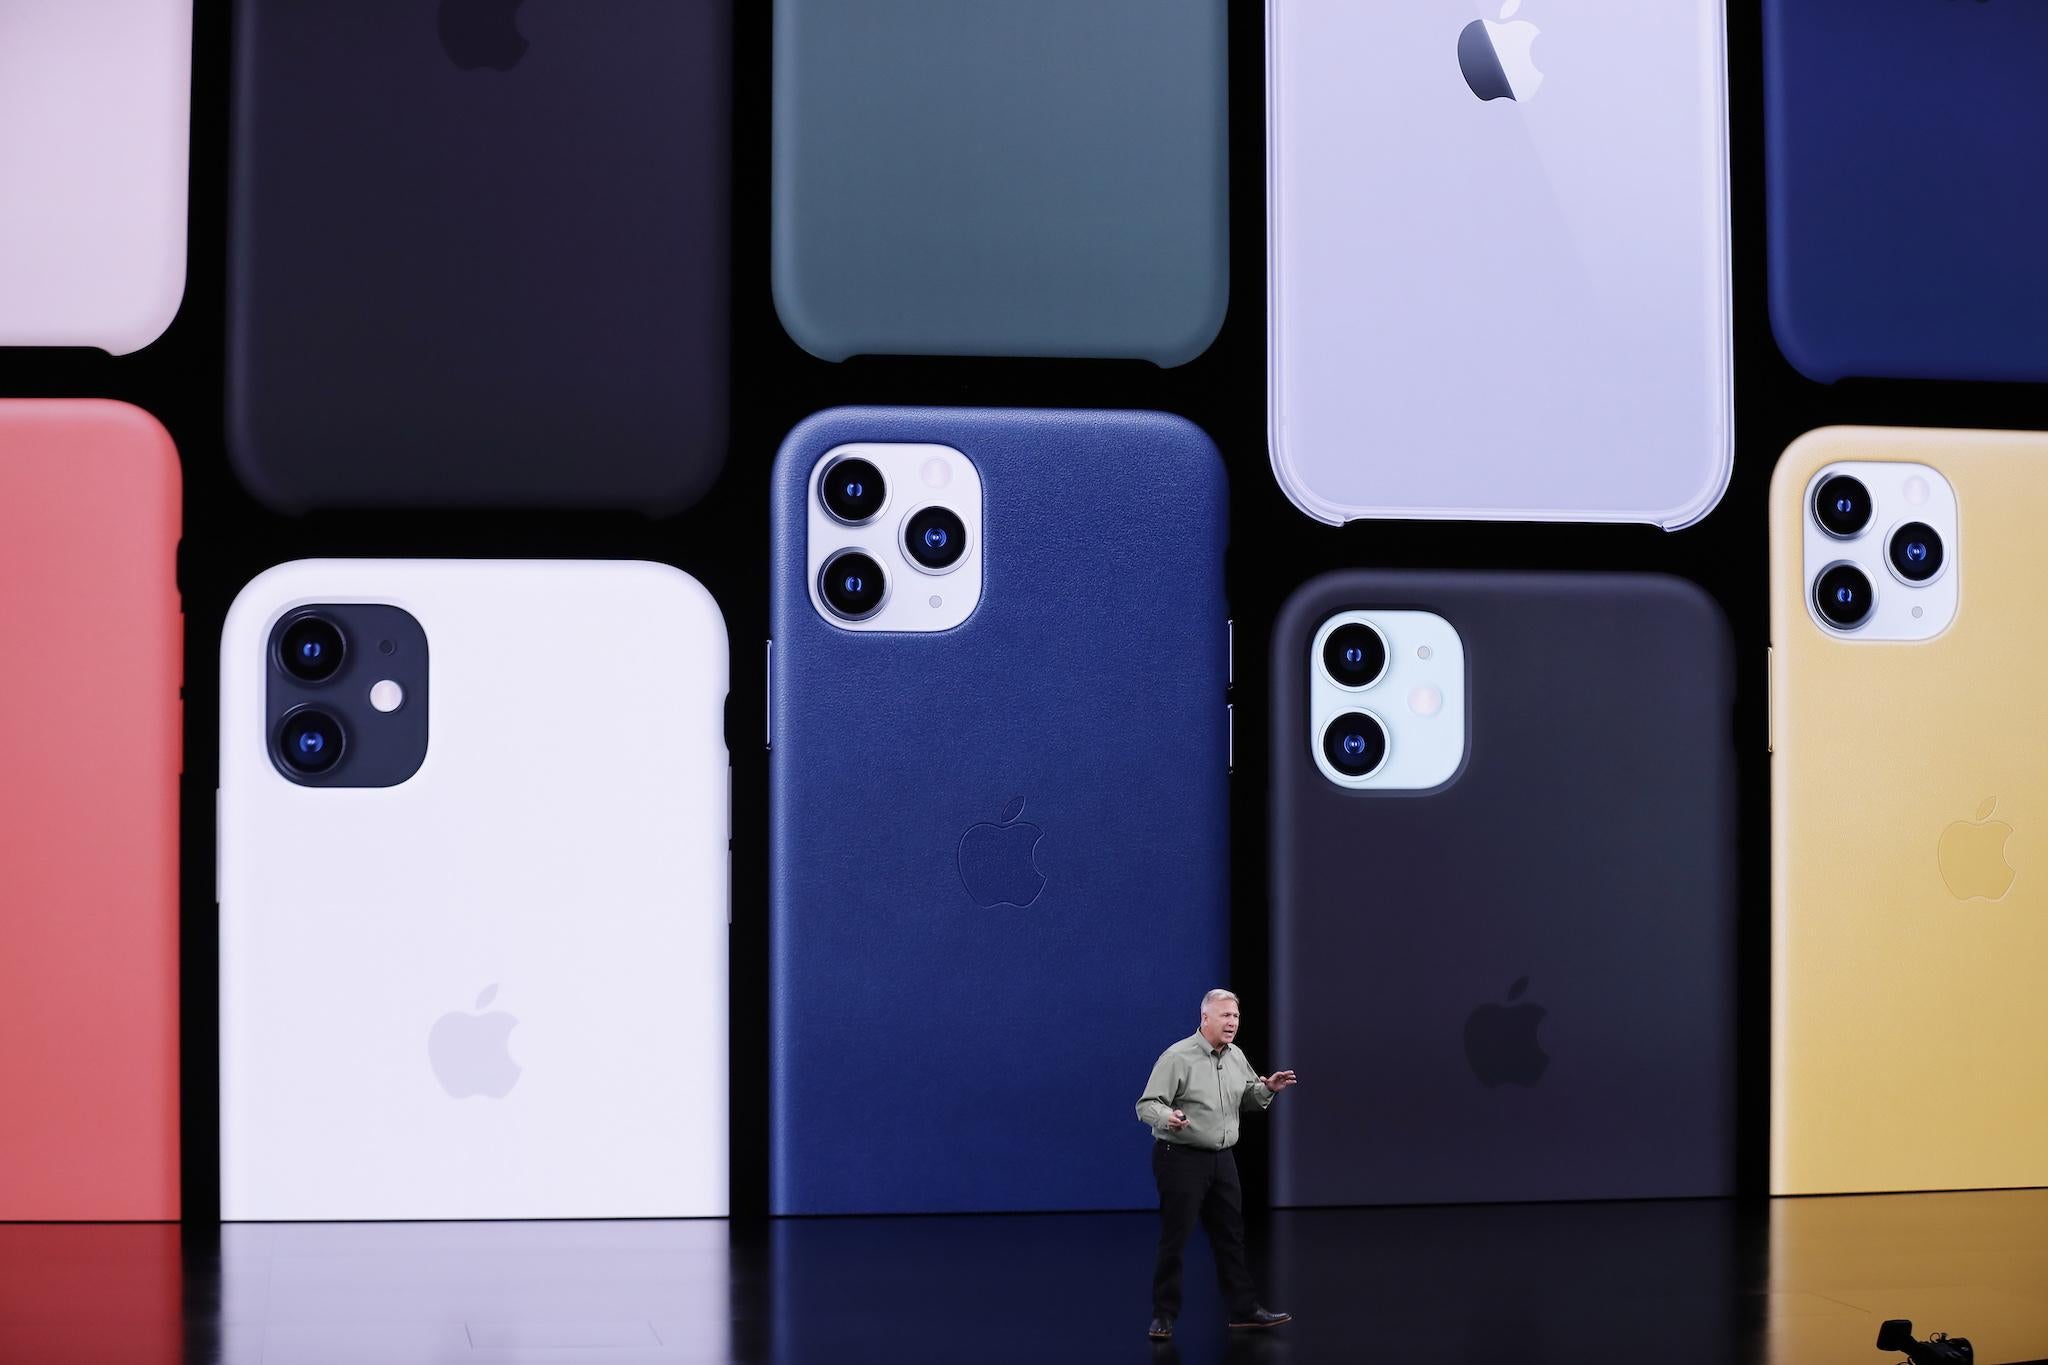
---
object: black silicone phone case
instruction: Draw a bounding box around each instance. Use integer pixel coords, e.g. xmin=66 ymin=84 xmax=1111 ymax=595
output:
xmin=228 ymin=2 xmax=730 ymax=512
xmin=1270 ymin=571 xmax=1738 ymax=1206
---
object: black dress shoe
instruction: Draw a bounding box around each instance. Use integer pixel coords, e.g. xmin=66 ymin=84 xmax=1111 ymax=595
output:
xmin=1228 ymin=1307 xmax=1292 ymax=1329
xmin=1148 ymin=1315 xmax=1174 ymax=1340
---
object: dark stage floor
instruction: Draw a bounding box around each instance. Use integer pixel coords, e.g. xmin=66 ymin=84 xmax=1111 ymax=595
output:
xmin=3 ymin=1191 xmax=2045 ymax=1364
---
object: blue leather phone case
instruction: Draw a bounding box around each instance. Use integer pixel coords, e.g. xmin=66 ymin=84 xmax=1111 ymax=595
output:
xmin=1270 ymin=572 xmax=1739 ymax=1206
xmin=1766 ymin=0 xmax=2048 ymax=383
xmin=770 ymin=408 xmax=1230 ymax=1215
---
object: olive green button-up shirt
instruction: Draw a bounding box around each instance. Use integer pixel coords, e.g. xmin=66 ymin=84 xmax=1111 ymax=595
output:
xmin=1136 ymin=1032 xmax=1274 ymax=1151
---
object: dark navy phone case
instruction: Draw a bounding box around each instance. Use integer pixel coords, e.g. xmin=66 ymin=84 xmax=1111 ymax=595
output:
xmin=770 ymin=408 xmax=1230 ymax=1215
xmin=229 ymin=1 xmax=729 ymax=511
xmin=1270 ymin=572 xmax=1738 ymax=1206
xmin=1766 ymin=0 xmax=2048 ymax=383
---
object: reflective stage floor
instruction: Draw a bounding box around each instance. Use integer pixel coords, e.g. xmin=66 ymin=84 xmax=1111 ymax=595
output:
xmin=2 ymin=1190 xmax=2044 ymax=1364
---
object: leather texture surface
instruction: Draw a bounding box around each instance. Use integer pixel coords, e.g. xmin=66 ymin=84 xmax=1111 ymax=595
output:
xmin=1771 ymin=428 xmax=2048 ymax=1194
xmin=770 ymin=407 xmax=1230 ymax=1214
xmin=1766 ymin=0 xmax=2048 ymax=383
xmin=228 ymin=1 xmax=730 ymax=511
xmin=1271 ymin=571 xmax=1738 ymax=1206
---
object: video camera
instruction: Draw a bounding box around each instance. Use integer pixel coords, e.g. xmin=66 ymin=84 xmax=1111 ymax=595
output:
xmin=1878 ymin=1319 xmax=1973 ymax=1364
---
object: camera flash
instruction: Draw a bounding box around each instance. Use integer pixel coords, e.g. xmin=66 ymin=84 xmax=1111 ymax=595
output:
xmin=921 ymin=456 xmax=953 ymax=489
xmin=1904 ymin=476 xmax=1930 ymax=506
xmin=369 ymin=679 xmax=404 ymax=713
xmin=1409 ymin=684 xmax=1442 ymax=717
xmin=928 ymin=595 xmax=942 ymax=608
xmin=1416 ymin=645 xmax=1433 ymax=660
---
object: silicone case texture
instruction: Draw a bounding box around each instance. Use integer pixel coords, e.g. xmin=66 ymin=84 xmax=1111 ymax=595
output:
xmin=773 ymin=0 xmax=1228 ymax=365
xmin=229 ymin=1 xmax=730 ymax=511
xmin=1271 ymin=571 xmax=1738 ymax=1206
xmin=0 ymin=2 xmax=190 ymax=352
xmin=0 ymin=400 xmax=182 ymax=1219
xmin=219 ymin=560 xmax=729 ymax=1219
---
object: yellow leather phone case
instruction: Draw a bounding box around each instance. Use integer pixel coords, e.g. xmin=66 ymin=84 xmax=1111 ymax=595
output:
xmin=1771 ymin=426 xmax=2048 ymax=1195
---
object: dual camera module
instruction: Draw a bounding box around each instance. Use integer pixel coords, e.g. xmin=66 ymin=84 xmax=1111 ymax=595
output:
xmin=1320 ymin=622 xmax=1391 ymax=778
xmin=818 ymin=456 xmax=967 ymax=621
xmin=1810 ymin=473 xmax=1944 ymax=630
xmin=274 ymin=613 xmax=348 ymax=775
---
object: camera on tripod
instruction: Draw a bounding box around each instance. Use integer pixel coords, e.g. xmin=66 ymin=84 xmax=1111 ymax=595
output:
xmin=1878 ymin=1319 xmax=1973 ymax=1364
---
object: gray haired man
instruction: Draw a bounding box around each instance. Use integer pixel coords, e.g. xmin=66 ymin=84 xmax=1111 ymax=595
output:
xmin=1135 ymin=989 xmax=1296 ymax=1341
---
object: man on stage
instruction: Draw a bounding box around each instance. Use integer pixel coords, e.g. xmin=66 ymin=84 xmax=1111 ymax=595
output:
xmin=1135 ymin=989 xmax=1296 ymax=1341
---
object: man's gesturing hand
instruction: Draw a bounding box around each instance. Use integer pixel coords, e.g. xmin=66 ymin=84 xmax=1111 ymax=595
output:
xmin=1262 ymin=1071 xmax=1297 ymax=1093
xmin=1166 ymin=1109 xmax=1190 ymax=1131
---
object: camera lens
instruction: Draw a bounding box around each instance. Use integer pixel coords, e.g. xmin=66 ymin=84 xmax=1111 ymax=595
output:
xmin=903 ymin=507 xmax=967 ymax=572
xmin=1321 ymin=622 xmax=1388 ymax=688
xmin=821 ymin=550 xmax=887 ymax=620
xmin=279 ymin=615 xmax=346 ymax=683
xmin=277 ymin=708 xmax=345 ymax=775
xmin=1813 ymin=563 xmax=1875 ymax=630
xmin=1812 ymin=474 xmax=1873 ymax=538
xmin=821 ymin=457 xmax=886 ymax=524
xmin=1888 ymin=521 xmax=1945 ymax=584
xmin=1322 ymin=711 xmax=1389 ymax=779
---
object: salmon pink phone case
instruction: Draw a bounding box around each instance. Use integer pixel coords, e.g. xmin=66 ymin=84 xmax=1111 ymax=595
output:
xmin=0 ymin=401 xmax=181 ymax=1220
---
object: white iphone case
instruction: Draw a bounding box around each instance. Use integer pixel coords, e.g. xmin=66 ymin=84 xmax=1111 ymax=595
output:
xmin=1267 ymin=0 xmax=1732 ymax=527
xmin=0 ymin=1 xmax=190 ymax=352
xmin=219 ymin=560 xmax=729 ymax=1220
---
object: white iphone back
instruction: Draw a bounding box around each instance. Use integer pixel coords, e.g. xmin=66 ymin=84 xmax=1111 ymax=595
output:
xmin=0 ymin=1 xmax=190 ymax=352
xmin=1267 ymin=0 xmax=1731 ymax=527
xmin=219 ymin=560 xmax=729 ymax=1220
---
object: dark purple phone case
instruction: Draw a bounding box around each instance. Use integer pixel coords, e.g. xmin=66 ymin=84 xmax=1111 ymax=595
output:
xmin=1270 ymin=571 xmax=1738 ymax=1206
xmin=229 ymin=1 xmax=730 ymax=512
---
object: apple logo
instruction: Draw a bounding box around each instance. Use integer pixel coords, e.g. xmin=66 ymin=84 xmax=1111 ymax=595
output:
xmin=1458 ymin=0 xmax=1544 ymax=103
xmin=438 ymin=0 xmax=529 ymax=73
xmin=957 ymin=797 xmax=1047 ymax=908
xmin=1938 ymin=798 xmax=2018 ymax=902
xmin=428 ymin=984 xmax=523 ymax=1099
xmin=1463 ymin=976 xmax=1549 ymax=1087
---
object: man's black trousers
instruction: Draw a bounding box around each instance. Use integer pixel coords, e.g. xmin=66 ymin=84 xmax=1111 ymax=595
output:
xmin=1150 ymin=1140 xmax=1257 ymax=1318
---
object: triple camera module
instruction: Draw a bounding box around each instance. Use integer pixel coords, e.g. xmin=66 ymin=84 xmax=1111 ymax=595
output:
xmin=814 ymin=449 xmax=980 ymax=630
xmin=1808 ymin=470 xmax=1950 ymax=633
